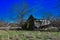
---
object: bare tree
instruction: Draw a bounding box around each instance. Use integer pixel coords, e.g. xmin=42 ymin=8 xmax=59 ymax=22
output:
xmin=52 ymin=14 xmax=60 ymax=26
xmin=0 ymin=18 xmax=7 ymax=27
xmin=42 ymin=12 xmax=53 ymax=20
xmin=10 ymin=0 xmax=33 ymax=27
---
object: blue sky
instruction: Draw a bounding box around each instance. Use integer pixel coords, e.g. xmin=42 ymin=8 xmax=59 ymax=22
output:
xmin=0 ymin=0 xmax=60 ymax=22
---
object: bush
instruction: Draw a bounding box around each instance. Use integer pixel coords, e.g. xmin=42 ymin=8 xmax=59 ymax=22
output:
xmin=47 ymin=27 xmax=59 ymax=32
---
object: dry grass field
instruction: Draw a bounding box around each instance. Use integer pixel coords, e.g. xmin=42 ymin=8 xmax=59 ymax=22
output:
xmin=0 ymin=30 xmax=60 ymax=40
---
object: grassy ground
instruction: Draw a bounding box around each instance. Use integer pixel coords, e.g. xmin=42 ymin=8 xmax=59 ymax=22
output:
xmin=0 ymin=30 xmax=60 ymax=40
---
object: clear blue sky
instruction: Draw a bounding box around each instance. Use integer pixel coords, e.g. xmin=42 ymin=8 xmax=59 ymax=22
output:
xmin=0 ymin=0 xmax=60 ymax=22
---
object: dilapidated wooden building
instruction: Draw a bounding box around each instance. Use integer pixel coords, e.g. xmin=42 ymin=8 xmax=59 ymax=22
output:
xmin=23 ymin=15 xmax=51 ymax=30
